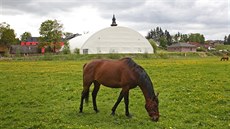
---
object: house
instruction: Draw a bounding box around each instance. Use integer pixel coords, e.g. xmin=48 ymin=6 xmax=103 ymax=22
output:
xmin=10 ymin=45 xmax=39 ymax=55
xmin=10 ymin=37 xmax=65 ymax=55
xmin=167 ymin=43 xmax=196 ymax=52
xmin=21 ymin=37 xmax=39 ymax=46
xmin=206 ymin=40 xmax=224 ymax=46
xmin=189 ymin=42 xmax=215 ymax=50
xmin=188 ymin=42 xmax=202 ymax=48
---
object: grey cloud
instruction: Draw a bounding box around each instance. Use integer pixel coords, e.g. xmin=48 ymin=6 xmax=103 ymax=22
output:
xmin=116 ymin=0 xmax=228 ymax=28
xmin=2 ymin=0 xmax=229 ymax=39
xmin=2 ymin=0 xmax=145 ymax=16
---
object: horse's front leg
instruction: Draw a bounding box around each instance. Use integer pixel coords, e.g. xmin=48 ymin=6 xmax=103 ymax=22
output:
xmin=111 ymin=90 xmax=124 ymax=115
xmin=124 ymin=90 xmax=131 ymax=117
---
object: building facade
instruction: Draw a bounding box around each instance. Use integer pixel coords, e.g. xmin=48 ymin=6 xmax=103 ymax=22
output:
xmin=167 ymin=43 xmax=196 ymax=52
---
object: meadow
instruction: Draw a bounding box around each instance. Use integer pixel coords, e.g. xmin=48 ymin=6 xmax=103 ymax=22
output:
xmin=0 ymin=57 xmax=229 ymax=128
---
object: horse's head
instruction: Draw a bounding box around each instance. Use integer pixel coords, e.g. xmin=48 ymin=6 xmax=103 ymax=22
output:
xmin=145 ymin=93 xmax=159 ymax=122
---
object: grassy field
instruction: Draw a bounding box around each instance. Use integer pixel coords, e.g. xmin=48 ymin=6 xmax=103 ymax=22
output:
xmin=0 ymin=57 xmax=229 ymax=128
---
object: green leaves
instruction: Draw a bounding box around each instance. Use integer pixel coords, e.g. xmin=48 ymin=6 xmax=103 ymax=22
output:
xmin=20 ymin=32 xmax=32 ymax=42
xmin=0 ymin=22 xmax=17 ymax=46
xmin=39 ymin=20 xmax=63 ymax=52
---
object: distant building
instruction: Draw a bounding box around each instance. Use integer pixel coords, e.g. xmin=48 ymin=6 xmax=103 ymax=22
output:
xmin=206 ymin=40 xmax=224 ymax=46
xmin=69 ymin=15 xmax=153 ymax=54
xmin=21 ymin=37 xmax=39 ymax=46
xmin=10 ymin=45 xmax=39 ymax=55
xmin=167 ymin=43 xmax=196 ymax=52
xmin=10 ymin=37 xmax=64 ymax=55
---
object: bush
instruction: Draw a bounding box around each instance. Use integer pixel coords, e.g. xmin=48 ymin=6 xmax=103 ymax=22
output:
xmin=74 ymin=48 xmax=80 ymax=54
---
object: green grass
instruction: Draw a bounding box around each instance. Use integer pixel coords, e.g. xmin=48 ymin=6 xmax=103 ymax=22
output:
xmin=0 ymin=57 xmax=229 ymax=128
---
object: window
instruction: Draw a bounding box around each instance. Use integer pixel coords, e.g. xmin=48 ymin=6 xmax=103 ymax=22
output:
xmin=83 ymin=49 xmax=88 ymax=54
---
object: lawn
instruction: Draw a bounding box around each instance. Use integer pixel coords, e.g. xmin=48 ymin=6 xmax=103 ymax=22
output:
xmin=0 ymin=57 xmax=229 ymax=128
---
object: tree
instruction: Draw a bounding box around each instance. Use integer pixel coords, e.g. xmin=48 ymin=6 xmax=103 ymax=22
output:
xmin=0 ymin=22 xmax=17 ymax=47
xmin=224 ymin=34 xmax=230 ymax=45
xmin=173 ymin=32 xmax=180 ymax=43
xmin=20 ymin=32 xmax=32 ymax=41
xmin=159 ymin=36 xmax=167 ymax=48
xmin=224 ymin=36 xmax=227 ymax=44
xmin=227 ymin=35 xmax=230 ymax=45
xmin=39 ymin=19 xmax=63 ymax=53
xmin=180 ymin=34 xmax=189 ymax=42
xmin=146 ymin=27 xmax=173 ymax=48
xmin=188 ymin=33 xmax=205 ymax=44
xmin=165 ymin=30 xmax=172 ymax=46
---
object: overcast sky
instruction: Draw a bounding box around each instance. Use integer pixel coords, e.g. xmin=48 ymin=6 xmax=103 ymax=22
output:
xmin=0 ymin=0 xmax=229 ymax=40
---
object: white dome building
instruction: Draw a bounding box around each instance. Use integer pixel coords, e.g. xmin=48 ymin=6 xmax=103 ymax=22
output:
xmin=68 ymin=33 xmax=93 ymax=53
xmin=70 ymin=15 xmax=153 ymax=54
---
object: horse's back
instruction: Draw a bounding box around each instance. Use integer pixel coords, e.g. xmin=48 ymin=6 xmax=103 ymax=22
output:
xmin=83 ymin=58 xmax=138 ymax=88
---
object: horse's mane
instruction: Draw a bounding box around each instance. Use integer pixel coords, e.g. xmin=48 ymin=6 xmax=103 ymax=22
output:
xmin=123 ymin=58 xmax=155 ymax=97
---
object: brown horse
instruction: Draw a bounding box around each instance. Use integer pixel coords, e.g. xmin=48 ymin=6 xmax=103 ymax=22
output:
xmin=79 ymin=57 xmax=159 ymax=121
xmin=220 ymin=56 xmax=229 ymax=61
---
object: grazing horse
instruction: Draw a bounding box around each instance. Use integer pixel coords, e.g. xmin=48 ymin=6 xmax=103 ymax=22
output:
xmin=220 ymin=56 xmax=229 ymax=61
xmin=79 ymin=57 xmax=159 ymax=121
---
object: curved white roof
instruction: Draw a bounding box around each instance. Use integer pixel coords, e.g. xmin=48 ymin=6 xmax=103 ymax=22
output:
xmin=80 ymin=26 xmax=153 ymax=54
xmin=68 ymin=33 xmax=93 ymax=53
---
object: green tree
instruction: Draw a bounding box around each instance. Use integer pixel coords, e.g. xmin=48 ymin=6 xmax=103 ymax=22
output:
xmin=173 ymin=32 xmax=181 ymax=43
xmin=39 ymin=19 xmax=63 ymax=53
xmin=188 ymin=33 xmax=205 ymax=44
xmin=224 ymin=34 xmax=230 ymax=45
xmin=165 ymin=30 xmax=172 ymax=46
xmin=224 ymin=36 xmax=227 ymax=44
xmin=159 ymin=36 xmax=167 ymax=48
xmin=0 ymin=22 xmax=17 ymax=47
xmin=146 ymin=27 xmax=172 ymax=48
xmin=227 ymin=35 xmax=230 ymax=45
xmin=20 ymin=32 xmax=32 ymax=41
xmin=180 ymin=34 xmax=189 ymax=42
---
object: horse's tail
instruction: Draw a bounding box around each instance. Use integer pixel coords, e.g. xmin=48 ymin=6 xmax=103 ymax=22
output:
xmin=83 ymin=63 xmax=87 ymax=69
xmin=83 ymin=63 xmax=89 ymax=104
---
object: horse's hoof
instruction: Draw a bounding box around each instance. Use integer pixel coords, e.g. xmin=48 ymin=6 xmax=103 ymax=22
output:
xmin=111 ymin=112 xmax=115 ymax=116
xmin=126 ymin=113 xmax=132 ymax=118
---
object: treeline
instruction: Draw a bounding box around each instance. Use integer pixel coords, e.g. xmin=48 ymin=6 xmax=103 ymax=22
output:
xmin=0 ymin=20 xmax=74 ymax=54
xmin=146 ymin=27 xmax=205 ymax=48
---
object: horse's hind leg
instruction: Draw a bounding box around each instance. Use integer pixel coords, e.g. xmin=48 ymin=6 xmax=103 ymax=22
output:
xmin=92 ymin=81 xmax=100 ymax=113
xmin=79 ymin=81 xmax=92 ymax=113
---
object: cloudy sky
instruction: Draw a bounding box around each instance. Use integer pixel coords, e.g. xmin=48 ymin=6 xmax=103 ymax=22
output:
xmin=0 ymin=0 xmax=229 ymax=40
